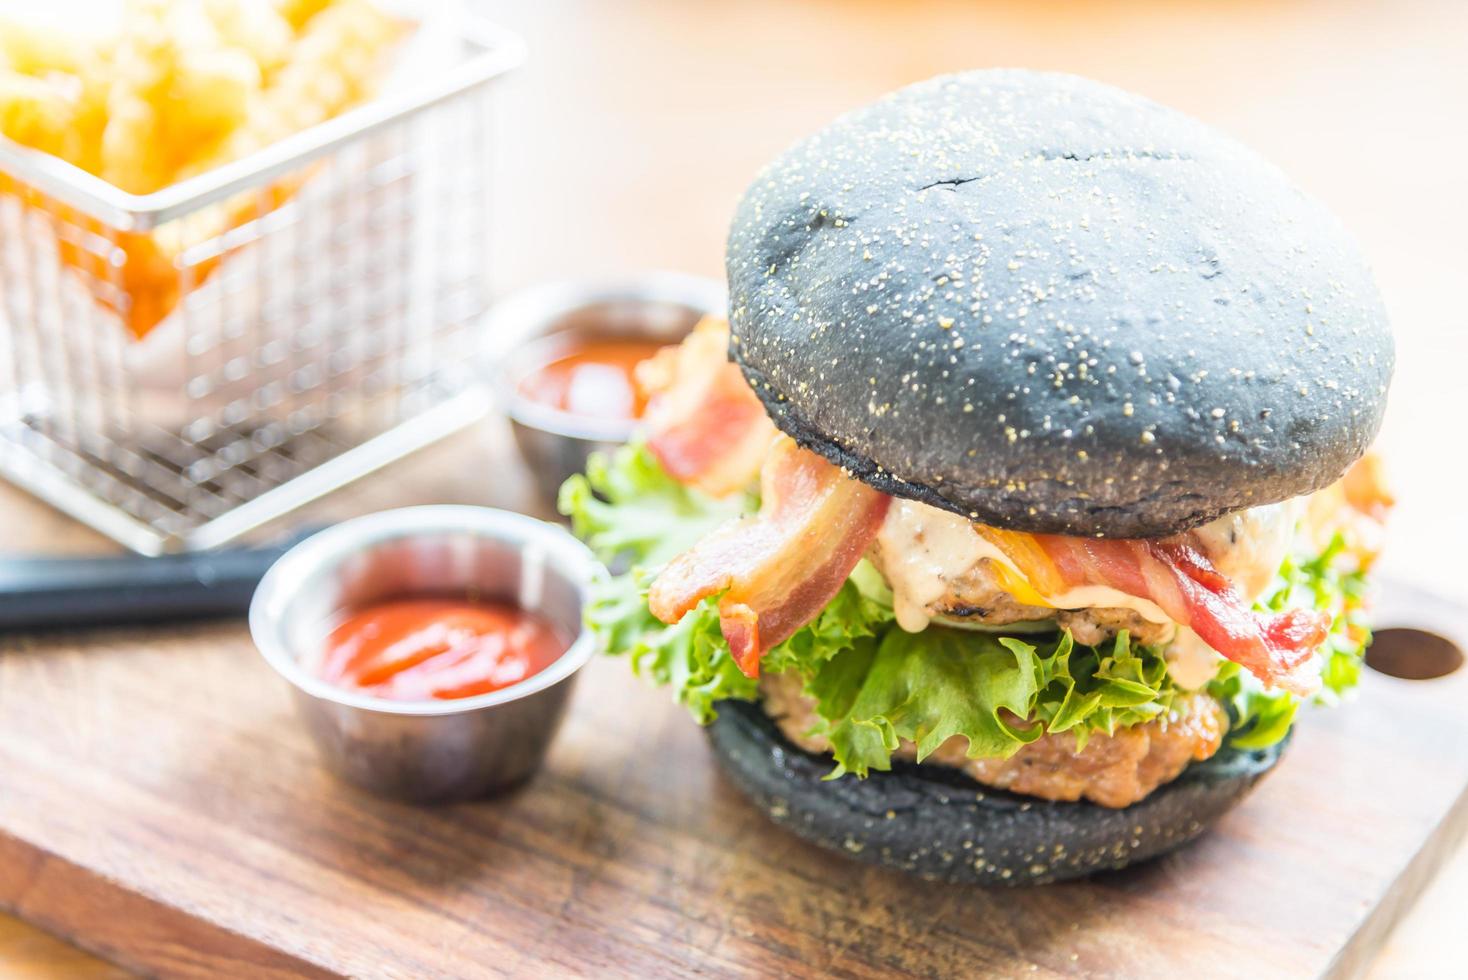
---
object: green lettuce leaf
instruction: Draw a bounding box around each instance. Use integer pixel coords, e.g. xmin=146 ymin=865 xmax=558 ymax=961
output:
xmin=563 ymin=439 xmax=759 ymax=720
xmin=807 ymin=628 xmax=1178 ymax=777
xmin=1206 ymin=661 xmax=1299 ymax=750
xmin=584 ymin=570 xmax=885 ymax=723
xmin=761 ymin=574 xmax=890 ymax=676
xmin=563 ymin=442 xmax=888 ymax=721
xmin=558 ymin=439 xmax=750 ymax=568
xmin=1210 ymin=531 xmax=1372 ymax=749
xmin=564 ymin=442 xmax=1374 ymax=768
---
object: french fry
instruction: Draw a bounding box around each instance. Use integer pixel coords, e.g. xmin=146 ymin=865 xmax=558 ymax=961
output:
xmin=202 ymin=0 xmax=400 ymax=168
xmin=0 ymin=71 xmax=76 ymax=159
xmin=275 ymin=0 xmax=336 ymax=33
xmin=1 ymin=0 xmax=404 ymax=339
xmin=98 ymin=1 xmax=174 ymax=192
xmin=205 ymin=0 xmax=294 ymax=78
xmin=166 ymin=47 xmax=258 ymax=145
xmin=67 ymin=60 xmax=112 ymax=175
xmin=100 ymin=94 xmax=168 ymax=194
xmin=0 ymin=14 xmax=91 ymax=77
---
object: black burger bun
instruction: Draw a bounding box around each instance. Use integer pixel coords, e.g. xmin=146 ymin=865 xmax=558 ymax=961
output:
xmin=706 ymin=698 xmax=1287 ymax=885
xmin=727 ymin=70 xmax=1393 ymax=538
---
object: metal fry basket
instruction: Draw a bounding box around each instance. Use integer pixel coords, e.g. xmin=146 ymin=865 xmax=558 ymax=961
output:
xmin=0 ymin=19 xmax=524 ymax=555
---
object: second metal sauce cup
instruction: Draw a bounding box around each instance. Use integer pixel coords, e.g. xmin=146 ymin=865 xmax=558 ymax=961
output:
xmin=250 ymin=506 xmax=601 ymax=803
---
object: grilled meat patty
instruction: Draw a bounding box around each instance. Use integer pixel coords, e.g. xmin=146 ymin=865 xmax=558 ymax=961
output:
xmin=760 ymin=671 xmax=1226 ymax=808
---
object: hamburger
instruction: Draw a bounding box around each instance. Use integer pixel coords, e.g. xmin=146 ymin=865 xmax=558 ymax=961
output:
xmin=561 ymin=70 xmax=1393 ymax=884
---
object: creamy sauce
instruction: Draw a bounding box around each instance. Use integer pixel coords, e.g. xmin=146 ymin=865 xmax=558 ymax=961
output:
xmin=1192 ymin=498 xmax=1302 ymax=602
xmin=1043 ymin=586 xmax=1170 ymax=626
xmin=873 ymin=500 xmax=1174 ymax=633
xmin=1164 ymin=627 xmax=1223 ymax=690
xmin=874 ymin=500 xmax=993 ymax=632
xmin=870 ymin=497 xmax=1303 ymax=684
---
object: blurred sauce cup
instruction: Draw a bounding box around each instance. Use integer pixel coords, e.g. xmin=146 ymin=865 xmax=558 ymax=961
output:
xmin=489 ymin=273 xmax=724 ymax=504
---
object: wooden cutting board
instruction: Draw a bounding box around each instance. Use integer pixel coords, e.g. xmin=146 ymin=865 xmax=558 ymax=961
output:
xmin=0 ymin=429 xmax=1464 ymax=979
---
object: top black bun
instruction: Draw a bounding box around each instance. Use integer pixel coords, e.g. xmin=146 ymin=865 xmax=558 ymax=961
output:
xmin=727 ymin=70 xmax=1393 ymax=538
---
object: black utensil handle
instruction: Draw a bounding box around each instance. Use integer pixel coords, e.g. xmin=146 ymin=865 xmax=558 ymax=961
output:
xmin=0 ymin=528 xmax=324 ymax=632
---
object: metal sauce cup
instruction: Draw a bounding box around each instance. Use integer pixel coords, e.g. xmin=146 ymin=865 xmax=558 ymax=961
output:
xmin=249 ymin=506 xmax=601 ymax=803
xmin=488 ymin=273 xmax=725 ymax=503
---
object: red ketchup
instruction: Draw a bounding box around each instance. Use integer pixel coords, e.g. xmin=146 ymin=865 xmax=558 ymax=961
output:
xmin=317 ymin=599 xmax=569 ymax=701
xmin=518 ymin=338 xmax=666 ymax=420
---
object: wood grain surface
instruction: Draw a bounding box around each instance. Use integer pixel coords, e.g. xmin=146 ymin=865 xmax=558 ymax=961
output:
xmin=0 ymin=427 xmax=1465 ymax=979
xmin=1 ymin=0 xmax=1466 ymax=975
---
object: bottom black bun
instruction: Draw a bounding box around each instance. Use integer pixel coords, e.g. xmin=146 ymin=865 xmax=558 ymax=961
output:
xmin=706 ymin=699 xmax=1287 ymax=885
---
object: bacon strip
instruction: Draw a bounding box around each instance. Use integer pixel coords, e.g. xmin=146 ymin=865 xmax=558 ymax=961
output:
xmin=637 ymin=317 xmax=776 ymax=497
xmin=648 ymin=436 xmax=890 ymax=676
xmin=975 ymin=527 xmax=1328 ymax=693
